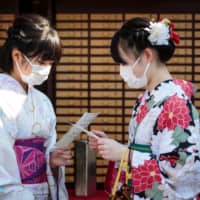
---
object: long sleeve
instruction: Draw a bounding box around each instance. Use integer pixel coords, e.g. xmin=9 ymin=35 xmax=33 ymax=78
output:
xmin=0 ymin=109 xmax=34 ymax=200
xmin=44 ymin=111 xmax=69 ymax=200
xmin=0 ymin=74 xmax=67 ymax=200
xmin=150 ymin=95 xmax=200 ymax=199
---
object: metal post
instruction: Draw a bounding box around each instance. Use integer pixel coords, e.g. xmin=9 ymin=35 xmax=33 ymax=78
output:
xmin=75 ymin=140 xmax=96 ymax=196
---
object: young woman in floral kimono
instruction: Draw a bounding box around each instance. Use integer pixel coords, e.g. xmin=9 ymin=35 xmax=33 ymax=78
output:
xmin=89 ymin=17 xmax=200 ymax=199
xmin=0 ymin=14 xmax=72 ymax=200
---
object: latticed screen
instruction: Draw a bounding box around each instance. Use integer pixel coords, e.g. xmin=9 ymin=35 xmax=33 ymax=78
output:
xmin=55 ymin=13 xmax=200 ymax=186
xmin=0 ymin=14 xmax=14 ymax=45
xmin=0 ymin=14 xmax=15 ymax=73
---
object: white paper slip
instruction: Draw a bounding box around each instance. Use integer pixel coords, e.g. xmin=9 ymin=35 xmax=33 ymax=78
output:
xmin=56 ymin=112 xmax=99 ymax=147
xmin=66 ymin=121 xmax=99 ymax=139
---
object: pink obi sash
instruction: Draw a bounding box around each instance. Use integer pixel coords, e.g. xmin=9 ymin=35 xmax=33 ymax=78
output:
xmin=14 ymin=137 xmax=47 ymax=184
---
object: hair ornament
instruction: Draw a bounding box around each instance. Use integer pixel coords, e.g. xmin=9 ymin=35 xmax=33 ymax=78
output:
xmin=144 ymin=18 xmax=180 ymax=46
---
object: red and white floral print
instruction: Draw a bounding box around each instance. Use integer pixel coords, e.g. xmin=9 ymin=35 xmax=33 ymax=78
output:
xmin=107 ymin=79 xmax=200 ymax=199
xmin=174 ymin=79 xmax=195 ymax=99
xmin=132 ymin=160 xmax=161 ymax=193
xmin=157 ymin=95 xmax=191 ymax=130
xmin=136 ymin=102 xmax=148 ymax=124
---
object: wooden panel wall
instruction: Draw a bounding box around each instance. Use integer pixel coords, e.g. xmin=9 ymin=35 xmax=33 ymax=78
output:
xmin=0 ymin=15 xmax=15 ymax=43
xmin=0 ymin=14 xmax=15 ymax=73
xmin=0 ymin=0 xmax=199 ymax=189
xmin=55 ymin=13 xmax=200 ymax=186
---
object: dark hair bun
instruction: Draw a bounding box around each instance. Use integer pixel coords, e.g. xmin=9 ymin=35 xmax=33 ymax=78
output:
xmin=110 ymin=17 xmax=176 ymax=64
xmin=0 ymin=14 xmax=61 ymax=73
xmin=7 ymin=27 xmax=31 ymax=44
xmin=154 ymin=41 xmax=175 ymax=63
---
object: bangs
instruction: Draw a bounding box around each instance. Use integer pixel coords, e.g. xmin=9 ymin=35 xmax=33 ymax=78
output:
xmin=110 ymin=31 xmax=126 ymax=65
xmin=28 ymin=29 xmax=62 ymax=64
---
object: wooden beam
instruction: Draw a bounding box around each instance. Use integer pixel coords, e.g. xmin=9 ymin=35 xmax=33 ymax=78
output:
xmin=56 ymin=0 xmax=200 ymax=13
xmin=0 ymin=0 xmax=17 ymax=13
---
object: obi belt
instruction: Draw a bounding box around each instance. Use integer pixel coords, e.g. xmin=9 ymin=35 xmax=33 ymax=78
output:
xmin=14 ymin=137 xmax=47 ymax=184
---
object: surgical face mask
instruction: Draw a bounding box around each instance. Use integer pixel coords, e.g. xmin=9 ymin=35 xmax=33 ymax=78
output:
xmin=16 ymin=55 xmax=51 ymax=86
xmin=120 ymin=57 xmax=150 ymax=89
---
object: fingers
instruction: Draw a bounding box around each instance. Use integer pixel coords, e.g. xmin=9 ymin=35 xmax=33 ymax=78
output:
xmin=98 ymin=149 xmax=111 ymax=160
xmin=53 ymin=147 xmax=72 ymax=155
xmin=59 ymin=154 xmax=73 ymax=166
xmin=88 ymin=130 xmax=108 ymax=152
xmin=50 ymin=149 xmax=73 ymax=167
xmin=54 ymin=146 xmax=71 ymax=151
xmin=56 ymin=157 xmax=73 ymax=166
xmin=92 ymin=130 xmax=108 ymax=138
xmin=88 ymin=137 xmax=97 ymax=144
xmin=88 ymin=135 xmax=98 ymax=151
xmin=97 ymin=137 xmax=110 ymax=146
xmin=97 ymin=138 xmax=110 ymax=154
xmin=96 ymin=138 xmax=124 ymax=161
xmin=52 ymin=148 xmax=73 ymax=159
xmin=61 ymin=150 xmax=73 ymax=161
xmin=89 ymin=144 xmax=98 ymax=151
xmin=88 ymin=138 xmax=98 ymax=150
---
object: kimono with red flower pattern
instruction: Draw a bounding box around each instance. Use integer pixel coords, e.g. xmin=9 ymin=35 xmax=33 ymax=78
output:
xmin=109 ymin=79 xmax=200 ymax=200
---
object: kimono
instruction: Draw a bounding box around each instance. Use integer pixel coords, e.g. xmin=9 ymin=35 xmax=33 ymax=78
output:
xmin=0 ymin=74 xmax=68 ymax=200
xmin=109 ymin=79 xmax=200 ymax=200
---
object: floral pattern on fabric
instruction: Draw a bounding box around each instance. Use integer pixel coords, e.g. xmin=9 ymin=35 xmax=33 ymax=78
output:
xmin=174 ymin=79 xmax=195 ymax=99
xmin=159 ymin=154 xmax=179 ymax=167
xmin=125 ymin=79 xmax=200 ymax=199
xmin=157 ymin=95 xmax=191 ymax=130
xmin=136 ymin=103 xmax=149 ymax=124
xmin=132 ymin=160 xmax=161 ymax=193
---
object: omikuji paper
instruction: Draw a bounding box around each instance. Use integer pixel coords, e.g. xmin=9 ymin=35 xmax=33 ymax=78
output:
xmin=56 ymin=112 xmax=99 ymax=147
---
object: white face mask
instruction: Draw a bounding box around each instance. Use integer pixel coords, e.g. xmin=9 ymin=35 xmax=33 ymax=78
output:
xmin=120 ymin=57 xmax=150 ymax=89
xmin=16 ymin=55 xmax=51 ymax=86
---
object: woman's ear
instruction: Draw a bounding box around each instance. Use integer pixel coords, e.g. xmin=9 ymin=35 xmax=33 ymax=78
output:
xmin=11 ymin=48 xmax=23 ymax=65
xmin=142 ymin=48 xmax=154 ymax=64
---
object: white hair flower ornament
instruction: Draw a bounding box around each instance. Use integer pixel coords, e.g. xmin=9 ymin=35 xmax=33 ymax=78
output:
xmin=145 ymin=18 xmax=180 ymax=46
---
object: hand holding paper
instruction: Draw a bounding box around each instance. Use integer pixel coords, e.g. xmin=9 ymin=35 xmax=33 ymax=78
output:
xmin=66 ymin=121 xmax=99 ymax=139
xmin=56 ymin=112 xmax=99 ymax=148
xmin=88 ymin=130 xmax=108 ymax=152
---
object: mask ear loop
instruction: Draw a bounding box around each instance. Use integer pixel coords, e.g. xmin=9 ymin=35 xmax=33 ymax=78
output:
xmin=21 ymin=54 xmax=34 ymax=76
xmin=15 ymin=60 xmax=23 ymax=75
xmin=131 ymin=56 xmax=141 ymax=70
xmin=143 ymin=62 xmax=151 ymax=75
xmin=23 ymin=54 xmax=34 ymax=66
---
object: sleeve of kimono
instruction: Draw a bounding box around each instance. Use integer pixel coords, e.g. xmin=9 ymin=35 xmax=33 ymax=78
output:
xmin=44 ymin=107 xmax=69 ymax=200
xmin=151 ymin=95 xmax=200 ymax=199
xmin=0 ymin=109 xmax=35 ymax=200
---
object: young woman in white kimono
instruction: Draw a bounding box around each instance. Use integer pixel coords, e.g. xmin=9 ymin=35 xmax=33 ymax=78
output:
xmin=0 ymin=14 xmax=72 ymax=200
xmin=89 ymin=17 xmax=200 ymax=199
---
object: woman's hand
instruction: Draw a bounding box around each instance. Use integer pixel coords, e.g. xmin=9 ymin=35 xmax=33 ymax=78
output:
xmin=88 ymin=130 xmax=108 ymax=152
xmin=50 ymin=147 xmax=73 ymax=168
xmin=97 ymin=138 xmax=127 ymax=161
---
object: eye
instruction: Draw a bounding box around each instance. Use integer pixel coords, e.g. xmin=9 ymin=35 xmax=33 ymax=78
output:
xmin=39 ymin=60 xmax=54 ymax=66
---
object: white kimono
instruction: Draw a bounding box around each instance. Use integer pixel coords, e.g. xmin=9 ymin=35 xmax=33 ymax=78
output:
xmin=108 ymin=79 xmax=200 ymax=200
xmin=0 ymin=74 xmax=68 ymax=200
xmin=128 ymin=79 xmax=200 ymax=199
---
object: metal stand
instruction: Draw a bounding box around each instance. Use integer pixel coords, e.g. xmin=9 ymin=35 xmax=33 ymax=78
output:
xmin=75 ymin=140 xmax=96 ymax=196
